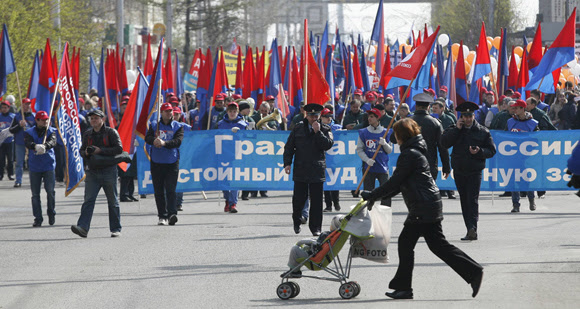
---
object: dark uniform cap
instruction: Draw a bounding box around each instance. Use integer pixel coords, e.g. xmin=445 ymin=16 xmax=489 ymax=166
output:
xmin=413 ymin=92 xmax=434 ymax=106
xmin=87 ymin=109 xmax=105 ymax=118
xmin=238 ymin=102 xmax=250 ymax=111
xmin=455 ymin=101 xmax=479 ymax=115
xmin=304 ymin=103 xmax=324 ymax=114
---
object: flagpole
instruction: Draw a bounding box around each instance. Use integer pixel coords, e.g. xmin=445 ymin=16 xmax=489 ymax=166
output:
xmin=14 ymin=71 xmax=25 ymax=120
xmin=339 ymin=93 xmax=351 ymax=127
xmin=43 ymin=78 xmax=62 ymax=144
xmin=488 ymin=64 xmax=499 ymax=103
xmin=304 ymin=19 xmax=309 ymax=106
xmin=206 ymin=97 xmax=214 ymax=130
xmin=354 ymin=78 xmax=415 ymax=195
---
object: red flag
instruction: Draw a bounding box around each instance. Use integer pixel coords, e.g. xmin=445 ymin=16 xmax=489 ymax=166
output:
xmin=136 ymin=39 xmax=164 ymax=138
xmin=188 ymin=48 xmax=203 ymax=75
xmin=507 ymin=46 xmax=518 ymax=89
xmin=303 ymin=19 xmax=330 ymax=105
xmin=219 ymin=47 xmax=228 ymax=93
xmin=352 ymin=46 xmax=363 ymax=89
xmin=378 ymin=46 xmax=391 ymax=87
xmin=144 ymin=34 xmax=153 ymax=77
xmin=197 ymin=48 xmax=213 ymax=95
xmin=290 ymin=46 xmax=303 ymax=107
xmin=242 ymin=47 xmax=255 ymax=99
xmin=528 ymin=23 xmax=543 ymax=70
xmin=234 ymin=46 xmax=243 ymax=94
xmin=71 ymin=47 xmax=80 ymax=92
xmin=255 ymin=46 xmax=265 ymax=107
xmin=455 ymin=40 xmax=468 ymax=105
xmin=517 ymin=48 xmax=530 ymax=98
xmin=117 ymin=73 xmax=141 ymax=171
xmin=164 ymin=48 xmax=174 ymax=92
xmin=35 ymin=39 xmax=56 ymax=113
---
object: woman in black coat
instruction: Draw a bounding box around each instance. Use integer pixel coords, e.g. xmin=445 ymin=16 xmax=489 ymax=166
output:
xmin=361 ymin=118 xmax=483 ymax=300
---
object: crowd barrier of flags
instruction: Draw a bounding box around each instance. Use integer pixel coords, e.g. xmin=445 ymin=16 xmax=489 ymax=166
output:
xmin=0 ymin=0 xmax=577 ymax=196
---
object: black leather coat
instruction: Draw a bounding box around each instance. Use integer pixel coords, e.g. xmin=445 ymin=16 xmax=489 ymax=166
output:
xmin=369 ymin=135 xmax=443 ymax=224
xmin=283 ymin=120 xmax=334 ymax=183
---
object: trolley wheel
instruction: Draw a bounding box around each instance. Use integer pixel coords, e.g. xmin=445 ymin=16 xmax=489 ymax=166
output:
xmin=339 ymin=282 xmax=356 ymax=299
xmin=349 ymin=281 xmax=361 ymax=297
xmin=277 ymin=282 xmax=294 ymax=300
xmin=288 ymin=281 xmax=300 ymax=298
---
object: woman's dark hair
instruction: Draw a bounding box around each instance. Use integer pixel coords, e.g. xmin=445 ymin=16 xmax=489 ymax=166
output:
xmin=393 ymin=118 xmax=421 ymax=144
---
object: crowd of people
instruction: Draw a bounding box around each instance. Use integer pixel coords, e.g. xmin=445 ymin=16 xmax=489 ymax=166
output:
xmin=0 ymin=81 xmax=579 ymax=239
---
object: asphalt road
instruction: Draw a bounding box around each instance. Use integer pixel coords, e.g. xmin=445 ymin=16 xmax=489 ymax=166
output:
xmin=1 ymin=176 xmax=579 ymax=309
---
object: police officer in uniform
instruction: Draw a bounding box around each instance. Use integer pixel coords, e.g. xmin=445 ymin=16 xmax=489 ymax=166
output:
xmin=145 ymin=103 xmax=184 ymax=226
xmin=441 ymin=102 xmax=496 ymax=241
xmin=283 ymin=103 xmax=334 ymax=236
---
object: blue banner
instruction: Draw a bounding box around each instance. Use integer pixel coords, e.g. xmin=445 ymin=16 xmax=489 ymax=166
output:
xmin=137 ymin=130 xmax=579 ymax=194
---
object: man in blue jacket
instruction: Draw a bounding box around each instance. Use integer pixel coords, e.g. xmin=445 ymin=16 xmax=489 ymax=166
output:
xmin=9 ymin=98 xmax=36 ymax=187
xmin=145 ymin=103 xmax=184 ymax=226
xmin=24 ymin=111 xmax=56 ymax=227
xmin=0 ymin=100 xmax=16 ymax=181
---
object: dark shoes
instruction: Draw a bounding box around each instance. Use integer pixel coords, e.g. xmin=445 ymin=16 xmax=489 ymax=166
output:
xmin=8 ymin=175 xmax=14 ymax=181
xmin=48 ymin=216 xmax=55 ymax=226
xmin=32 ymin=221 xmax=42 ymax=227
xmin=168 ymin=214 xmax=178 ymax=225
xmin=241 ymin=196 xmax=249 ymax=201
xmin=334 ymin=203 xmax=341 ymax=211
xmin=14 ymin=183 xmax=21 ymax=188
xmin=71 ymin=225 xmax=88 ymax=238
xmin=260 ymin=192 xmax=268 ymax=197
xmin=300 ymin=216 xmax=307 ymax=225
xmin=281 ymin=269 xmax=302 ymax=278
xmin=385 ymin=289 xmax=413 ymax=299
xmin=312 ymin=230 xmax=321 ymax=236
xmin=140 ymin=194 xmax=147 ymax=199
xmin=471 ymin=271 xmax=483 ymax=298
xmin=447 ymin=192 xmax=456 ymax=199
xmin=529 ymin=200 xmax=536 ymax=211
xmin=120 ymin=197 xmax=133 ymax=202
xmin=177 ymin=205 xmax=183 ymax=211
xmin=511 ymin=205 xmax=520 ymax=213
xmin=351 ymin=190 xmax=359 ymax=198
xmin=323 ymin=206 xmax=332 ymax=212
xmin=294 ymin=225 xmax=301 ymax=234
xmin=461 ymin=228 xmax=478 ymax=241
xmin=129 ymin=196 xmax=139 ymax=202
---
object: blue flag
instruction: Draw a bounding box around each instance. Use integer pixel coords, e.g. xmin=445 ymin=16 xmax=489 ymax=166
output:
xmin=89 ymin=56 xmax=99 ymax=93
xmin=0 ymin=24 xmax=16 ymax=97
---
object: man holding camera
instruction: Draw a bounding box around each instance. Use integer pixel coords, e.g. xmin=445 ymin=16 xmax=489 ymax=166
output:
xmin=441 ymin=102 xmax=496 ymax=241
xmin=71 ymin=109 xmax=123 ymax=238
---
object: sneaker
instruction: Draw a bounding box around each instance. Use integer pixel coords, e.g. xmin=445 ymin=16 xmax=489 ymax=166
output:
xmin=111 ymin=231 xmax=121 ymax=237
xmin=511 ymin=205 xmax=520 ymax=213
xmin=323 ymin=207 xmax=332 ymax=212
xmin=168 ymin=214 xmax=178 ymax=225
xmin=229 ymin=204 xmax=238 ymax=213
xmin=529 ymin=200 xmax=536 ymax=211
xmin=14 ymin=183 xmax=21 ymax=188
xmin=224 ymin=201 xmax=231 ymax=212
xmin=48 ymin=216 xmax=55 ymax=226
xmin=177 ymin=205 xmax=183 ymax=211
xmin=71 ymin=225 xmax=88 ymax=238
xmin=32 ymin=220 xmax=42 ymax=227
xmin=334 ymin=203 xmax=341 ymax=211
xmin=300 ymin=216 xmax=308 ymax=225
xmin=8 ymin=175 xmax=14 ymax=181
xmin=158 ymin=218 xmax=168 ymax=226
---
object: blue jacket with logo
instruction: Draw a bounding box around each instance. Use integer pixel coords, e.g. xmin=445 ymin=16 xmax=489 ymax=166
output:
xmin=9 ymin=111 xmax=36 ymax=145
xmin=24 ymin=126 xmax=57 ymax=172
xmin=145 ymin=120 xmax=184 ymax=164
xmin=0 ymin=112 xmax=16 ymax=144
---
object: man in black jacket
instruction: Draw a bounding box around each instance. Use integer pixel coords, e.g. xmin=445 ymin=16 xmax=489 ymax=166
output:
xmin=441 ymin=102 xmax=497 ymax=241
xmin=71 ymin=109 xmax=124 ymax=238
xmin=284 ymin=103 xmax=334 ymax=236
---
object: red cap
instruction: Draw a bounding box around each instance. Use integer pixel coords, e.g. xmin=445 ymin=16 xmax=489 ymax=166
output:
xmin=354 ymin=89 xmax=363 ymax=95
xmin=232 ymin=94 xmax=242 ymax=100
xmin=22 ymin=98 xmax=31 ymax=104
xmin=78 ymin=98 xmax=85 ymax=105
xmin=265 ymin=95 xmax=275 ymax=101
xmin=365 ymin=92 xmax=376 ymax=101
xmin=161 ymin=102 xmax=174 ymax=111
xmin=486 ymin=90 xmax=495 ymax=95
xmin=1 ymin=100 xmax=10 ymax=106
xmin=367 ymin=108 xmax=381 ymax=118
xmin=498 ymin=95 xmax=506 ymax=103
xmin=513 ymin=99 xmax=527 ymax=108
xmin=35 ymin=111 xmax=49 ymax=120
xmin=439 ymin=86 xmax=448 ymax=92
xmin=423 ymin=88 xmax=436 ymax=96
xmin=121 ymin=95 xmax=130 ymax=102
xmin=321 ymin=108 xmax=332 ymax=117
xmin=166 ymin=92 xmax=175 ymax=98
xmin=284 ymin=90 xmax=289 ymax=97
xmin=215 ymin=93 xmax=225 ymax=101
xmin=377 ymin=93 xmax=384 ymax=98
xmin=511 ymin=91 xmax=521 ymax=99
xmin=173 ymin=106 xmax=182 ymax=114
xmin=386 ymin=94 xmax=394 ymax=99
xmin=227 ymin=102 xmax=239 ymax=109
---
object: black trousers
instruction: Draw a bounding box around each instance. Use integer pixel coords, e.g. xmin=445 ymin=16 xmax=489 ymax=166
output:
xmin=119 ymin=176 xmax=134 ymax=198
xmin=363 ymin=171 xmax=391 ymax=206
xmin=0 ymin=142 xmax=13 ymax=178
xmin=323 ymin=190 xmax=339 ymax=208
xmin=292 ymin=181 xmax=323 ymax=233
xmin=151 ymin=161 xmax=179 ymax=219
xmin=389 ymin=221 xmax=483 ymax=291
xmin=54 ymin=144 xmax=65 ymax=182
xmin=454 ymin=171 xmax=482 ymax=231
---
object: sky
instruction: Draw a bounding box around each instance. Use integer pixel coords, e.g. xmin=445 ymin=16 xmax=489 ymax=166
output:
xmin=327 ymin=0 xmax=539 ymax=44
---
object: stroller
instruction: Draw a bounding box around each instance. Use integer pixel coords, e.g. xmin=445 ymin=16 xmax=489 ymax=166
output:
xmin=277 ymin=199 xmax=389 ymax=300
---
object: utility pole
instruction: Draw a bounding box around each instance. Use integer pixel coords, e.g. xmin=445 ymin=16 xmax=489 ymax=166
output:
xmin=488 ymin=0 xmax=494 ymax=36
xmin=117 ymin=0 xmax=124 ymax=48
xmin=53 ymin=0 xmax=61 ymax=51
xmin=167 ymin=0 xmax=173 ymax=48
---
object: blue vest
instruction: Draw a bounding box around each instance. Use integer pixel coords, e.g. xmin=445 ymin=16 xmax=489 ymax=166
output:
xmin=358 ymin=127 xmax=389 ymax=174
xmin=0 ymin=112 xmax=16 ymax=143
xmin=189 ymin=109 xmax=201 ymax=130
xmin=507 ymin=117 xmax=538 ymax=132
xmin=150 ymin=120 xmax=182 ymax=164
xmin=209 ymin=107 xmax=223 ymax=129
xmin=13 ymin=112 xmax=36 ymax=145
xmin=330 ymin=123 xmax=342 ymax=131
xmin=217 ymin=115 xmax=248 ymax=130
xmin=490 ymin=106 xmax=499 ymax=116
xmin=361 ymin=102 xmax=372 ymax=112
xmin=537 ymin=101 xmax=550 ymax=112
xmin=26 ymin=126 xmax=56 ymax=172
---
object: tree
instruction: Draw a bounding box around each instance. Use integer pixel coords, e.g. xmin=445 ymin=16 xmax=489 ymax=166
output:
xmin=431 ymin=0 xmax=523 ymax=49
xmin=0 ymin=0 xmax=101 ymax=104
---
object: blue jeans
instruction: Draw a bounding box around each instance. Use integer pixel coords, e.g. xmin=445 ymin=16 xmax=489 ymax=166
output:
xmin=15 ymin=144 xmax=25 ymax=184
xmin=223 ymin=190 xmax=238 ymax=204
xmin=77 ymin=166 xmax=121 ymax=232
xmin=301 ymin=200 xmax=309 ymax=219
xmin=29 ymin=170 xmax=55 ymax=222
xmin=512 ymin=191 xmax=534 ymax=206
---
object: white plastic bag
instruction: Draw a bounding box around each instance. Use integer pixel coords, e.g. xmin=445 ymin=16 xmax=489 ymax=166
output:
xmin=351 ymin=205 xmax=392 ymax=263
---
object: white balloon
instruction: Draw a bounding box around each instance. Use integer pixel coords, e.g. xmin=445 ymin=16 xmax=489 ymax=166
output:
xmin=514 ymin=54 xmax=521 ymax=66
xmin=126 ymin=70 xmax=137 ymax=86
xmin=490 ymin=58 xmax=498 ymax=75
xmin=438 ymin=34 xmax=450 ymax=47
xmin=462 ymin=45 xmax=469 ymax=58
xmin=568 ymin=59 xmax=578 ymax=67
xmin=570 ymin=63 xmax=580 ymax=76
xmin=369 ymin=45 xmax=376 ymax=57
